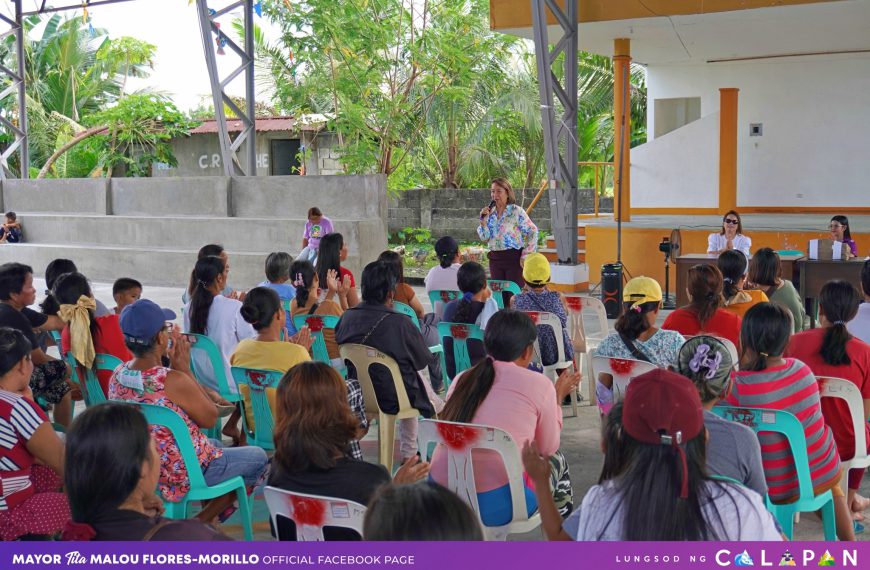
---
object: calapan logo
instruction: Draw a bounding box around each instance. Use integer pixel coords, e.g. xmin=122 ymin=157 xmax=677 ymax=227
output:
xmin=716 ymin=549 xmax=857 ymax=567
xmin=735 ymin=551 xmax=755 ymax=567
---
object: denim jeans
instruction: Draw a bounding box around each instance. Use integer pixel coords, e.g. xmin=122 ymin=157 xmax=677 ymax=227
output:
xmin=202 ymin=439 xmax=269 ymax=487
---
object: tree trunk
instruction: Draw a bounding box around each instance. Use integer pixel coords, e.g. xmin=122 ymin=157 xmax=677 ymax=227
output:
xmin=37 ymin=125 xmax=109 ymax=179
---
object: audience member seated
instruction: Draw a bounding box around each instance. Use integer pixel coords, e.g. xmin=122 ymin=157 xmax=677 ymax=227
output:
xmin=112 ymin=278 xmax=142 ymax=316
xmin=441 ymin=262 xmax=497 ymax=380
xmin=726 ymin=302 xmax=853 ymax=540
xmin=41 ymin=258 xmax=111 ymax=317
xmin=363 ymin=482 xmax=483 ymax=541
xmin=184 ymin=255 xmax=255 ymax=445
xmin=662 ymin=264 xmax=742 ymax=348
xmin=433 ymin=310 xmax=580 ymax=526
xmin=259 ymin=252 xmax=296 ymax=302
xmin=289 ymin=259 xmax=344 ymax=367
xmin=595 ymin=277 xmax=684 ymax=406
xmin=268 ymin=362 xmax=428 ymax=540
xmin=512 ymin=253 xmax=574 ymax=369
xmin=676 ymin=335 xmax=767 ymax=498
xmin=335 ymin=261 xmax=435 ymax=460
xmin=316 ymin=233 xmax=359 ymax=308
xmin=425 ymin=236 xmax=461 ymax=320
xmin=847 ymin=260 xmax=870 ymax=344
xmin=54 ymin=272 xmax=131 ymax=398
xmin=62 ymin=402 xmax=231 ymax=541
xmin=786 ymin=280 xmax=870 ymax=524
xmin=231 ymin=287 xmax=311 ymax=434
xmin=378 ymin=251 xmax=425 ymax=319
xmin=528 ymin=370 xmax=781 ymax=541
xmin=183 ymin=244 xmax=243 ymax=304
xmin=0 ymin=263 xmax=72 ymax=426
xmin=747 ymin=248 xmax=806 ymax=332
xmin=718 ymin=250 xmax=768 ymax=318
xmin=111 ymin=299 xmax=268 ymax=523
xmin=0 ymin=211 xmax=22 ymax=244
xmin=0 ymin=328 xmax=68 ymax=540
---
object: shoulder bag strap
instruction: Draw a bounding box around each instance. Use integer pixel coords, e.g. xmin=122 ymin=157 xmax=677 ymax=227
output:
xmin=142 ymin=520 xmax=176 ymax=542
xmin=361 ymin=312 xmax=392 ymax=345
xmin=618 ymin=333 xmax=653 ymax=364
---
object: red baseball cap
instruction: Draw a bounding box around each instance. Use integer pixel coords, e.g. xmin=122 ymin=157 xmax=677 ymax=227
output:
xmin=622 ymin=369 xmax=704 ymax=498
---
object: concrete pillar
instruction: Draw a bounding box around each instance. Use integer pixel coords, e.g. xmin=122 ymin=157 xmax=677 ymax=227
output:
xmin=613 ymin=38 xmax=631 ymax=222
xmin=718 ymin=88 xmax=739 ymax=214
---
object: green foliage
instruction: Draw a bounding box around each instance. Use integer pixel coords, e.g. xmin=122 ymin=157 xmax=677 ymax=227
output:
xmin=96 ymin=36 xmax=156 ymax=95
xmin=391 ymin=226 xmax=432 ymax=246
xmin=82 ymin=94 xmax=196 ymax=177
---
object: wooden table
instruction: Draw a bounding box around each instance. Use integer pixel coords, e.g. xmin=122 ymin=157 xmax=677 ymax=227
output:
xmin=797 ymin=258 xmax=866 ymax=327
xmin=675 ymin=253 xmax=804 ymax=307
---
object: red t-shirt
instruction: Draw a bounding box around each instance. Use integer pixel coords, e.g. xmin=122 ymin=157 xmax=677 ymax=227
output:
xmin=340 ymin=267 xmax=356 ymax=288
xmin=61 ymin=314 xmax=132 ymax=397
xmin=785 ymin=328 xmax=870 ymax=460
xmin=661 ymin=307 xmax=742 ymax=348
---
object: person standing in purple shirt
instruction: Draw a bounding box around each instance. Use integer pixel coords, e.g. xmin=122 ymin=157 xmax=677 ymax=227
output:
xmin=298 ymin=207 xmax=334 ymax=264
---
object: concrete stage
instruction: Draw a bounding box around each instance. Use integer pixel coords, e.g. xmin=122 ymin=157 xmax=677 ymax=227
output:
xmin=581 ymin=213 xmax=870 ymax=291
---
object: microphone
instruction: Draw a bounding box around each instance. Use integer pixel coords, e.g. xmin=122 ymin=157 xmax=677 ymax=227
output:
xmin=481 ymin=200 xmax=495 ymax=220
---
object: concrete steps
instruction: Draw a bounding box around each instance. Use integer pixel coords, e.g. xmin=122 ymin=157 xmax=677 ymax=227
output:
xmin=542 ymin=224 xmax=587 ymax=262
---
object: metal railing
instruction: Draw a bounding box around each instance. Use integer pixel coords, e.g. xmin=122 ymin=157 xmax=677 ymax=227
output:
xmin=525 ymin=162 xmax=613 ymax=218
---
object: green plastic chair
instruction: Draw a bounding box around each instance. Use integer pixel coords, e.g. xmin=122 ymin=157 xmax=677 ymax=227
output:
xmin=711 ymin=405 xmax=836 ymax=540
xmin=132 ymin=402 xmax=253 ymax=541
xmin=776 ymin=250 xmax=804 ymax=257
xmin=427 ymin=289 xmax=461 ymax=315
xmin=281 ymin=299 xmax=297 ymax=339
xmin=394 ymin=302 xmax=449 ymax=390
xmin=79 ymin=353 xmax=124 ymax=407
xmin=437 ymin=322 xmax=485 ymax=386
xmin=487 ymin=280 xmax=521 ymax=309
xmin=48 ymin=330 xmax=63 ymax=355
xmin=187 ymin=333 xmax=240 ymax=440
xmin=231 ymin=367 xmax=283 ymax=451
xmin=292 ymin=314 xmax=340 ymax=365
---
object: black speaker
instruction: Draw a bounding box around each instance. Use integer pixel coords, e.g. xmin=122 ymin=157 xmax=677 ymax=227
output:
xmin=601 ymin=263 xmax=623 ymax=319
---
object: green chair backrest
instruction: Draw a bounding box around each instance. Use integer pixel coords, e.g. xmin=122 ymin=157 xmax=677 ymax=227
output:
xmin=134 ymin=402 xmax=210 ymax=490
xmin=282 ymin=299 xmax=297 ymax=338
xmin=393 ymin=302 xmax=421 ymax=330
xmin=711 ymin=406 xmax=815 ymax=502
xmin=80 ymin=353 xmax=124 ymax=407
xmin=187 ymin=333 xmax=237 ymax=402
xmin=231 ymin=366 xmax=283 ymax=451
xmin=437 ymin=321 xmax=485 ymax=376
xmin=292 ymin=314 xmax=340 ymax=364
xmin=49 ymin=330 xmax=63 ymax=354
xmin=427 ymin=290 xmax=461 ymax=314
xmin=487 ymin=280 xmax=521 ymax=309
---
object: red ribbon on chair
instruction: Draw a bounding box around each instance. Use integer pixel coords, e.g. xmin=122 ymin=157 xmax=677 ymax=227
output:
xmin=290 ymin=496 xmax=326 ymax=527
xmin=526 ymin=312 xmax=540 ymax=324
xmin=450 ymin=324 xmax=469 ymax=340
xmin=565 ymin=297 xmax=584 ymax=312
xmin=306 ymin=316 xmax=325 ymax=333
xmin=247 ymin=371 xmax=268 ymax=389
xmin=437 ymin=423 xmax=481 ymax=451
xmin=610 ymin=358 xmax=636 ymax=376
xmin=440 ymin=291 xmax=454 ymax=303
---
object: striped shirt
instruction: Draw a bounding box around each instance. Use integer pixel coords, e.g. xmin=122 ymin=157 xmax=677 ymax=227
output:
xmin=726 ymin=359 xmax=840 ymax=502
xmin=0 ymin=390 xmax=49 ymax=510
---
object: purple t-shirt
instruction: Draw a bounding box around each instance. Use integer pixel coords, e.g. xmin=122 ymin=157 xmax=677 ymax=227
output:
xmin=304 ymin=216 xmax=333 ymax=250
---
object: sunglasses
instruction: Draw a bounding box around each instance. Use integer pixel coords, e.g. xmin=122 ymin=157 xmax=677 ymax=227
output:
xmin=723 ymin=219 xmax=739 ymax=225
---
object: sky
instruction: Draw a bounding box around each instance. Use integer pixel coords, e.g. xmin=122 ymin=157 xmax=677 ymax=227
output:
xmin=11 ymin=0 xmax=283 ymax=113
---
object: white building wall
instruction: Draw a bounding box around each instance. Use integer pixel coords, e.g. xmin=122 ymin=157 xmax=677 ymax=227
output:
xmin=636 ymin=53 xmax=870 ymax=209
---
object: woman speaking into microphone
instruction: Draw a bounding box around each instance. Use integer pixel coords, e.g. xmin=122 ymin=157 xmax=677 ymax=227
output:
xmin=478 ymin=177 xmax=538 ymax=287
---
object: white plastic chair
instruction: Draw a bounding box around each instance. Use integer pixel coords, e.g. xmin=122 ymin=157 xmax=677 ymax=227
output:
xmin=566 ymin=296 xmax=609 ymax=403
xmin=339 ymin=343 xmax=422 ymax=473
xmin=591 ymin=354 xmax=657 ymax=414
xmin=263 ymin=487 xmax=366 ymax=541
xmin=521 ymin=310 xmax=578 ymax=417
xmin=418 ymin=418 xmax=539 ymax=541
xmin=819 ymin=377 xmax=870 ymax=496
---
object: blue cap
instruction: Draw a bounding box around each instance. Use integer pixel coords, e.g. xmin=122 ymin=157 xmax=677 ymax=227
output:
xmin=119 ymin=299 xmax=177 ymax=344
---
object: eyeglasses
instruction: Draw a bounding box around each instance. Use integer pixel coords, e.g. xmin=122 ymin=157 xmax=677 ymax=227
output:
xmin=829 ymin=224 xmax=843 ymax=230
xmin=723 ymin=219 xmax=739 ymax=225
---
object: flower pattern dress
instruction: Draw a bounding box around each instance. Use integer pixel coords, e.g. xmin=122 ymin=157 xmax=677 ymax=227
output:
xmin=595 ymin=329 xmax=685 ymax=369
xmin=108 ymin=364 xmax=222 ymax=502
xmin=513 ymin=290 xmax=574 ymax=365
xmin=477 ymin=204 xmax=538 ymax=258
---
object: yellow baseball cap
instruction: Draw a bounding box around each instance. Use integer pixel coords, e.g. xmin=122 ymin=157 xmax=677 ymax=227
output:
xmin=623 ymin=276 xmax=663 ymax=310
xmin=523 ymin=253 xmax=551 ymax=285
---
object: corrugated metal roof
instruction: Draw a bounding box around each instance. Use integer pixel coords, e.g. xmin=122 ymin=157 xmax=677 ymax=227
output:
xmin=190 ymin=116 xmax=324 ymax=134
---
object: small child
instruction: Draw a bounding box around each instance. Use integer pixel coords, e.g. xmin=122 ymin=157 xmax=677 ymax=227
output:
xmin=298 ymin=207 xmax=333 ymax=264
xmin=0 ymin=211 xmax=22 ymax=243
xmin=112 ymin=278 xmax=142 ymax=315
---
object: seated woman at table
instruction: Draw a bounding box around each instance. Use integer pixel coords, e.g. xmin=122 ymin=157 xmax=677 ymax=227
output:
xmin=707 ymin=210 xmax=751 ymax=257
xmin=830 ymin=215 xmax=858 ymax=259
xmin=718 ymin=250 xmax=768 ymax=319
xmin=747 ymin=248 xmax=806 ymax=333
xmin=662 ymin=264 xmax=742 ymax=348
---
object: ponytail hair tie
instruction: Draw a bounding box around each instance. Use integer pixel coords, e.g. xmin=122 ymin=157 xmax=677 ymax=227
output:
xmin=760 ymin=352 xmax=769 ymax=357
xmin=462 ymin=291 xmax=474 ymax=302
xmin=197 ymin=279 xmax=209 ymax=288
xmin=292 ymin=272 xmax=305 ymax=288
xmin=723 ymin=277 xmax=734 ymax=284
xmin=833 ymin=320 xmax=847 ymax=326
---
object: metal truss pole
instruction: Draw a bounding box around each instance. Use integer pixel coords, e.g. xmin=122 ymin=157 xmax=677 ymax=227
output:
xmin=531 ymin=0 xmax=578 ymax=264
xmin=195 ymin=0 xmax=257 ymax=177
xmin=0 ymin=0 xmax=28 ymax=179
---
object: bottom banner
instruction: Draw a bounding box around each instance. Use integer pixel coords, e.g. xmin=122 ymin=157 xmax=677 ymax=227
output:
xmin=0 ymin=541 xmax=862 ymax=570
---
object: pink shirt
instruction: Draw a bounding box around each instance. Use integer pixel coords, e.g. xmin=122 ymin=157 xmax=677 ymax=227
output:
xmin=430 ymin=361 xmax=562 ymax=493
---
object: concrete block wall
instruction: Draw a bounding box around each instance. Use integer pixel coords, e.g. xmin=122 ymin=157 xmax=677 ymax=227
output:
xmin=0 ymin=175 xmax=387 ymax=288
